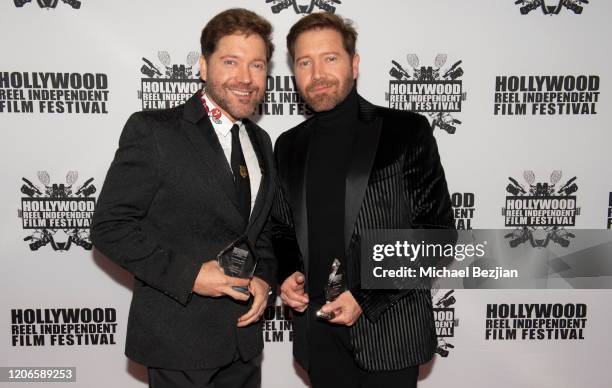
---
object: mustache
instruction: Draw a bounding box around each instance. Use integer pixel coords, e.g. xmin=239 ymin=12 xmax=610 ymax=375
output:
xmin=225 ymin=82 xmax=258 ymax=93
xmin=306 ymin=78 xmax=338 ymax=92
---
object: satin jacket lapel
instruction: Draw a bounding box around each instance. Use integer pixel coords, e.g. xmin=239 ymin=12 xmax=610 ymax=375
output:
xmin=181 ymin=93 xmax=243 ymax=220
xmin=344 ymin=97 xmax=382 ymax=252
xmin=243 ymin=120 xmax=270 ymax=229
xmin=289 ymin=119 xmax=315 ymax=274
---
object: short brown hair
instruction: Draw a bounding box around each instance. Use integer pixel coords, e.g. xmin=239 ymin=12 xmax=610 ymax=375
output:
xmin=286 ymin=12 xmax=357 ymax=59
xmin=200 ymin=8 xmax=274 ymax=62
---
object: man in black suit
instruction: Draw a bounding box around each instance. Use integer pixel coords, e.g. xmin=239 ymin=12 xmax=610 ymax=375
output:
xmin=91 ymin=9 xmax=276 ymax=388
xmin=272 ymin=13 xmax=454 ymax=387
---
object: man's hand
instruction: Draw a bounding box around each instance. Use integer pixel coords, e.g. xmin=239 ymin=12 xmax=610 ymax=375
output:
xmin=237 ymin=276 xmax=270 ymax=327
xmin=319 ymin=291 xmax=362 ymax=326
xmin=193 ymin=260 xmax=250 ymax=301
xmin=280 ymin=271 xmax=309 ymax=312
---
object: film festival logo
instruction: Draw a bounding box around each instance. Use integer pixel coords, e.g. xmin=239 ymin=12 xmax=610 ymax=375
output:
xmin=18 ymin=171 xmax=96 ymax=252
xmin=266 ymin=0 xmax=341 ymax=14
xmin=485 ymin=303 xmax=587 ymax=341
xmin=138 ymin=51 xmax=202 ymax=110
xmin=494 ymin=75 xmax=599 ymax=116
xmin=13 ymin=0 xmax=81 ymax=9
xmin=452 ymin=192 xmax=475 ymax=230
xmin=257 ymin=75 xmax=312 ymax=117
xmin=502 ymin=170 xmax=580 ymax=248
xmin=262 ymin=303 xmax=294 ymax=343
xmin=11 ymin=308 xmax=117 ymax=347
xmin=432 ymin=289 xmax=458 ymax=358
xmin=0 ymin=72 xmax=109 ymax=114
xmin=514 ymin=0 xmax=589 ymax=15
xmin=386 ymin=54 xmax=466 ymax=134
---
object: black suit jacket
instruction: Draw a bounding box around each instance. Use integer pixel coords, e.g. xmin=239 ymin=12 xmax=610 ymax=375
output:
xmin=271 ymin=95 xmax=454 ymax=371
xmin=91 ymin=93 xmax=276 ymax=370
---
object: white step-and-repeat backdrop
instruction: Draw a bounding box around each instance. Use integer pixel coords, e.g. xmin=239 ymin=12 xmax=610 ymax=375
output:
xmin=1 ymin=1 xmax=610 ymax=387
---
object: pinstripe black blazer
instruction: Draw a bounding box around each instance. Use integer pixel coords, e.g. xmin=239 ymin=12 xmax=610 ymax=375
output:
xmin=271 ymin=95 xmax=454 ymax=371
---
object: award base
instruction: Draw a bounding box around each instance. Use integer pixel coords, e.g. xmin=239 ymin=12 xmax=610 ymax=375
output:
xmin=316 ymin=309 xmax=335 ymax=320
xmin=232 ymin=286 xmax=250 ymax=295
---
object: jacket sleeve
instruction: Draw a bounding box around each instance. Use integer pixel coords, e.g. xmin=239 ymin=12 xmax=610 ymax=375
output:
xmin=90 ymin=113 xmax=201 ymax=306
xmin=269 ymin=135 xmax=302 ymax=285
xmin=251 ymin=131 xmax=278 ymax=298
xmin=352 ymin=114 xmax=456 ymax=322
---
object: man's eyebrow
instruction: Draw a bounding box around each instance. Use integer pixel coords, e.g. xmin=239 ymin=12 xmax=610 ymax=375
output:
xmin=294 ymin=51 xmax=340 ymax=63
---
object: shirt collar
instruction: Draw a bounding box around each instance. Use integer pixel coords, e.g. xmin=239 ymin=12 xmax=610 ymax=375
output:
xmin=200 ymin=91 xmax=242 ymax=136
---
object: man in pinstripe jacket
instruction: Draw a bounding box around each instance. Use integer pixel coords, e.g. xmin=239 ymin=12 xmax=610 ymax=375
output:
xmin=271 ymin=13 xmax=455 ymax=388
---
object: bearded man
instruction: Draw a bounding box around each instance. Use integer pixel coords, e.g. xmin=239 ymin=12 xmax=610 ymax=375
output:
xmin=91 ymin=8 xmax=277 ymax=388
xmin=272 ymin=12 xmax=455 ymax=388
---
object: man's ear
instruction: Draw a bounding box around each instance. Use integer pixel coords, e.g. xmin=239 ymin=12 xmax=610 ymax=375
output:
xmin=352 ymin=53 xmax=360 ymax=80
xmin=199 ymin=55 xmax=207 ymax=82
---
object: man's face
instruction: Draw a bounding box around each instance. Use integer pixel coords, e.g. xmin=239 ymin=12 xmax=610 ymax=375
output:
xmin=292 ymin=28 xmax=359 ymax=112
xmin=200 ymin=33 xmax=268 ymax=121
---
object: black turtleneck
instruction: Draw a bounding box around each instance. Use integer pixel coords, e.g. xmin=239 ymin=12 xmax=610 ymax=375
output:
xmin=306 ymin=86 xmax=363 ymax=303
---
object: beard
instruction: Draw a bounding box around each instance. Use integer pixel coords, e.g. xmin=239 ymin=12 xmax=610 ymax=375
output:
xmin=204 ymin=79 xmax=263 ymax=120
xmin=300 ymin=73 xmax=355 ymax=112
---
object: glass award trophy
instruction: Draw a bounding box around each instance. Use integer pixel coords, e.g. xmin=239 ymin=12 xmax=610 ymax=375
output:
xmin=316 ymin=258 xmax=347 ymax=320
xmin=216 ymin=235 xmax=257 ymax=294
